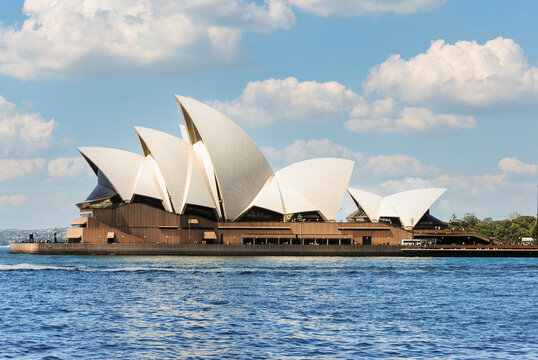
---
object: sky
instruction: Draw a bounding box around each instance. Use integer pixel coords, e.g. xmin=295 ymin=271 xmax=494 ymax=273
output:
xmin=0 ymin=0 xmax=537 ymax=229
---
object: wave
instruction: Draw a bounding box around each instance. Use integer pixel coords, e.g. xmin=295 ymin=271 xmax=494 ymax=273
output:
xmin=0 ymin=263 xmax=329 ymax=274
xmin=0 ymin=263 xmax=85 ymax=271
xmin=101 ymin=267 xmax=177 ymax=272
xmin=0 ymin=263 xmax=177 ymax=272
xmin=0 ymin=245 xmax=10 ymax=248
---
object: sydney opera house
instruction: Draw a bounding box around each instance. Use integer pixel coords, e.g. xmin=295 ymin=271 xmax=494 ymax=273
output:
xmin=66 ymin=95 xmax=446 ymax=246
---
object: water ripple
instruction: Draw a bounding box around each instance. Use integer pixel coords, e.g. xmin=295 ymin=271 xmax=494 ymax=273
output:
xmin=0 ymin=249 xmax=536 ymax=359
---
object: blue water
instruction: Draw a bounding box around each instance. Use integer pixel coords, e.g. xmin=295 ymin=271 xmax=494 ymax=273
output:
xmin=0 ymin=246 xmax=536 ymax=359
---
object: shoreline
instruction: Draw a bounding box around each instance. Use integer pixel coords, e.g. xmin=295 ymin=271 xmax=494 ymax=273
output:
xmin=9 ymin=243 xmax=538 ymax=257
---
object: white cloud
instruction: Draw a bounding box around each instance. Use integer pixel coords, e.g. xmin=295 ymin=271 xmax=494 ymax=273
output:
xmin=344 ymin=98 xmax=475 ymax=134
xmin=0 ymin=194 xmax=27 ymax=206
xmin=498 ymin=157 xmax=537 ymax=176
xmin=289 ymin=0 xmax=447 ymax=16
xmin=0 ymin=95 xmax=56 ymax=156
xmin=210 ymin=77 xmax=360 ymax=126
xmin=365 ymin=37 xmax=538 ymax=108
xmin=378 ymin=176 xmax=434 ymax=193
xmin=211 ymin=38 xmax=536 ymax=134
xmin=471 ymin=174 xmax=506 ymax=194
xmin=364 ymin=154 xmax=437 ymax=177
xmin=432 ymin=173 xmax=506 ymax=195
xmin=433 ymin=174 xmax=470 ymax=192
xmin=379 ymin=172 xmax=508 ymax=197
xmin=264 ymin=139 xmax=435 ymax=181
xmin=0 ymin=0 xmax=295 ymax=80
xmin=261 ymin=146 xmax=287 ymax=162
xmin=263 ymin=138 xmax=363 ymax=165
xmin=0 ymin=158 xmax=46 ymax=181
xmin=0 ymin=0 xmax=453 ymax=80
xmin=48 ymin=157 xmax=87 ymax=177
xmin=210 ymin=77 xmax=472 ymax=134
xmin=376 ymin=172 xmax=508 ymax=197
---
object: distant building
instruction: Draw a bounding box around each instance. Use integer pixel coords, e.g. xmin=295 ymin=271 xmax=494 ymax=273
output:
xmin=509 ymin=211 xmax=521 ymax=221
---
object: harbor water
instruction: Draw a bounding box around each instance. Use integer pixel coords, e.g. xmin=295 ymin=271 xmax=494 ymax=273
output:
xmin=0 ymin=246 xmax=537 ymax=359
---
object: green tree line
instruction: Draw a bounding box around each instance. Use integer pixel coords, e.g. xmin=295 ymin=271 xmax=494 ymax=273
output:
xmin=447 ymin=213 xmax=538 ymax=243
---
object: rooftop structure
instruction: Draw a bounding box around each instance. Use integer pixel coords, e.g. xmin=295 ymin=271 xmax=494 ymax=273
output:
xmin=68 ymin=95 xmax=450 ymax=247
xmin=347 ymin=188 xmax=446 ymax=229
xmin=78 ymin=95 xmax=354 ymax=223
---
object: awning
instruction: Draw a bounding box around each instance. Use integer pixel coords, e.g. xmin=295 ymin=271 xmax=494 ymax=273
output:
xmin=241 ymin=234 xmax=295 ymax=239
xmin=219 ymin=226 xmax=291 ymax=230
xmin=71 ymin=217 xmax=88 ymax=226
xmin=302 ymin=234 xmax=352 ymax=239
xmin=204 ymin=231 xmax=217 ymax=240
xmin=240 ymin=234 xmax=352 ymax=239
xmin=338 ymin=227 xmax=390 ymax=231
xmin=65 ymin=228 xmax=83 ymax=239
xmin=107 ymin=232 xmax=115 ymax=239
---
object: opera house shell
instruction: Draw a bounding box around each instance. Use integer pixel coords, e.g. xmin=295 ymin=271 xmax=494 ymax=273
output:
xmin=67 ymin=95 xmax=446 ymax=246
xmin=347 ymin=188 xmax=447 ymax=230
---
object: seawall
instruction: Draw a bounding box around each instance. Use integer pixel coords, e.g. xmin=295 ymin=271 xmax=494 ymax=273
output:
xmin=9 ymin=243 xmax=538 ymax=257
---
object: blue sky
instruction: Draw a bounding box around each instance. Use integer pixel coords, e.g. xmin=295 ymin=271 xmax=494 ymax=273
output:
xmin=0 ymin=0 xmax=537 ymax=228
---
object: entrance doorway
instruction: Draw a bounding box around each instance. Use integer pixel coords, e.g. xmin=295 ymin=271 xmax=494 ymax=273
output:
xmin=362 ymin=236 xmax=372 ymax=245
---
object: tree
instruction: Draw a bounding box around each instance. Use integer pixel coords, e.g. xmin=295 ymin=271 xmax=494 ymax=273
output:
xmin=462 ymin=212 xmax=479 ymax=229
xmin=448 ymin=214 xmax=458 ymax=224
xmin=445 ymin=213 xmax=535 ymax=242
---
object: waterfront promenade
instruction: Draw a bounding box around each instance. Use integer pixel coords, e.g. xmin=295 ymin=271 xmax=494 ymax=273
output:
xmin=10 ymin=243 xmax=538 ymax=257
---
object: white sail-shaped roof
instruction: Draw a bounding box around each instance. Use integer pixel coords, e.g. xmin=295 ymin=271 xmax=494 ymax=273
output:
xmin=192 ymin=141 xmax=222 ymax=218
xmin=79 ymin=96 xmax=359 ymax=222
xmin=347 ymin=188 xmax=383 ymax=222
xmin=132 ymin=156 xmax=165 ymax=202
xmin=277 ymin=176 xmax=317 ymax=215
xmin=347 ymin=187 xmax=446 ymax=228
xmin=175 ymin=95 xmax=274 ymax=220
xmin=378 ymin=200 xmax=399 ymax=218
xmin=184 ymin=145 xmax=218 ymax=211
xmin=134 ymin=126 xmax=214 ymax=213
xmin=385 ymin=188 xmax=447 ymax=228
xmin=247 ymin=175 xmax=285 ymax=215
xmin=276 ymin=158 xmax=354 ymax=221
xmin=78 ymin=147 xmax=142 ymax=201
